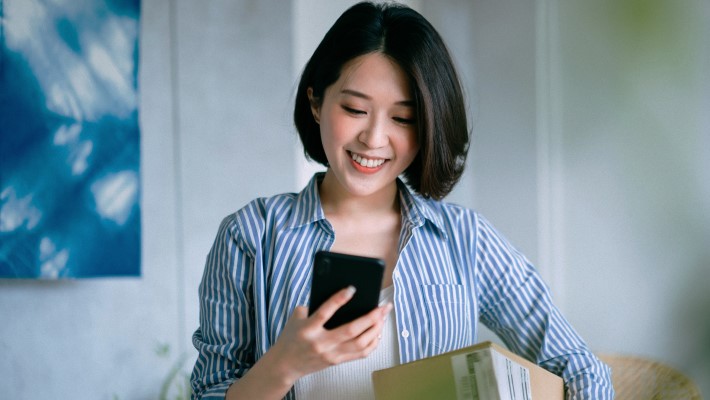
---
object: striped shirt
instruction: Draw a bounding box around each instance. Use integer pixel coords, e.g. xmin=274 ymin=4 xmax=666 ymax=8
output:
xmin=190 ymin=173 xmax=614 ymax=399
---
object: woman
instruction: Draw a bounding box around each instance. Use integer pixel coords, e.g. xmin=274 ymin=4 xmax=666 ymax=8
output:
xmin=190 ymin=2 xmax=614 ymax=399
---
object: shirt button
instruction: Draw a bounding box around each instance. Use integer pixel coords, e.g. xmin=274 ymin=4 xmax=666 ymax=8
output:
xmin=401 ymin=329 xmax=410 ymax=338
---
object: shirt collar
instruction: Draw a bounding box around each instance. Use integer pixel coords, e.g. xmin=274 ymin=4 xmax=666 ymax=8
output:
xmin=396 ymin=178 xmax=448 ymax=239
xmin=285 ymin=173 xmax=447 ymax=238
xmin=285 ymin=172 xmax=328 ymax=229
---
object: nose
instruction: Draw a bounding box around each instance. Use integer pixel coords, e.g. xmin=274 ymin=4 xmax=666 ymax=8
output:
xmin=358 ymin=115 xmax=388 ymax=148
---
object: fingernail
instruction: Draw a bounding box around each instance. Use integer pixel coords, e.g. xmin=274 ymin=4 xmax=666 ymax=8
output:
xmin=345 ymin=285 xmax=356 ymax=297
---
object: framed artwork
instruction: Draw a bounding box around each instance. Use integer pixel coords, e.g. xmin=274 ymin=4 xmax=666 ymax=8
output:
xmin=0 ymin=0 xmax=141 ymax=278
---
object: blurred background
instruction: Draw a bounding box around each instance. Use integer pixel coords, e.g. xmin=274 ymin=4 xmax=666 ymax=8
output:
xmin=1 ymin=0 xmax=708 ymax=398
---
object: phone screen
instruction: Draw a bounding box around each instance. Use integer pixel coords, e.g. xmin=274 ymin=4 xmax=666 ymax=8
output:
xmin=309 ymin=250 xmax=385 ymax=329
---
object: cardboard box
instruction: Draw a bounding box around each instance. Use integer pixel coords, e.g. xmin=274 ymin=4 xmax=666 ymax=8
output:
xmin=371 ymin=341 xmax=564 ymax=400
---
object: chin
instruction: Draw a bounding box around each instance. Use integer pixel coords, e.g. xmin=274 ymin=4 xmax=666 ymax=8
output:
xmin=344 ymin=176 xmax=395 ymax=197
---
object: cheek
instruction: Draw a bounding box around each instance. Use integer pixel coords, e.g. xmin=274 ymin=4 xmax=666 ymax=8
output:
xmin=320 ymin=111 xmax=358 ymax=145
xmin=397 ymin=130 xmax=420 ymax=161
xmin=319 ymin=117 xmax=337 ymax=151
xmin=319 ymin=114 xmax=348 ymax=162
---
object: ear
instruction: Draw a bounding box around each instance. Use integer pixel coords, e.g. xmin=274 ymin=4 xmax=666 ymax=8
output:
xmin=307 ymin=87 xmax=320 ymax=124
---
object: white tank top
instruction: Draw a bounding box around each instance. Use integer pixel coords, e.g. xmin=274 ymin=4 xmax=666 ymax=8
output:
xmin=294 ymin=286 xmax=399 ymax=399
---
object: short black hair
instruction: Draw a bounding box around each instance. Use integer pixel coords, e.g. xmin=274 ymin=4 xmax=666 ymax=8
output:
xmin=294 ymin=1 xmax=469 ymax=200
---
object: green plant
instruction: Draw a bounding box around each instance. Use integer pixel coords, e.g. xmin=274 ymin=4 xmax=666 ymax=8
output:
xmin=156 ymin=343 xmax=192 ymax=400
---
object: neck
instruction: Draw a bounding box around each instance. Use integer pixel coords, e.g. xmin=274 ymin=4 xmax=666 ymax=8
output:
xmin=318 ymin=170 xmax=400 ymax=218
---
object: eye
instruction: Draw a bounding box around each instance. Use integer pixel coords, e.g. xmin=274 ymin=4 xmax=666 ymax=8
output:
xmin=342 ymin=105 xmax=366 ymax=115
xmin=393 ymin=116 xmax=416 ymax=125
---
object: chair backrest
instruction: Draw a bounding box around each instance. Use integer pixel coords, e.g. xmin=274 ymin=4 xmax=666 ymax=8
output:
xmin=598 ymin=354 xmax=702 ymax=400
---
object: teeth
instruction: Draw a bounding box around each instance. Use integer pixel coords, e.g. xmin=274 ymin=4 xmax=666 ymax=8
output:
xmin=351 ymin=152 xmax=385 ymax=168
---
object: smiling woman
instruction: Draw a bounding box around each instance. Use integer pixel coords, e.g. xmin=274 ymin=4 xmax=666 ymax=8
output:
xmin=189 ymin=2 xmax=613 ymax=400
xmin=310 ymin=53 xmax=420 ymax=200
xmin=294 ymin=2 xmax=469 ymax=200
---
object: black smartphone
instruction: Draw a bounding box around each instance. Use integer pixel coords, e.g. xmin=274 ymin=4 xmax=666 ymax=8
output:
xmin=309 ymin=250 xmax=385 ymax=329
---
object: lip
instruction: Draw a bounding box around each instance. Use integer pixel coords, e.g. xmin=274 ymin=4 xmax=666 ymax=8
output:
xmin=350 ymin=157 xmax=386 ymax=174
xmin=348 ymin=151 xmax=388 ymax=174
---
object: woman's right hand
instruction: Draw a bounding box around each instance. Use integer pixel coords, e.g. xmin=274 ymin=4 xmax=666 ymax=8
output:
xmin=270 ymin=286 xmax=392 ymax=385
xmin=225 ymin=286 xmax=392 ymax=400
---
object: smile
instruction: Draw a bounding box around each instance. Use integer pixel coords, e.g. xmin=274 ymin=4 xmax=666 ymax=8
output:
xmin=351 ymin=152 xmax=386 ymax=168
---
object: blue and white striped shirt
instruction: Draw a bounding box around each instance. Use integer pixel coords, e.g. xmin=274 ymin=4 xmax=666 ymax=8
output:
xmin=190 ymin=173 xmax=613 ymax=399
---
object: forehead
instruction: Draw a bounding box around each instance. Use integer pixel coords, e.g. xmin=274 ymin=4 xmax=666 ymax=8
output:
xmin=331 ymin=52 xmax=413 ymax=100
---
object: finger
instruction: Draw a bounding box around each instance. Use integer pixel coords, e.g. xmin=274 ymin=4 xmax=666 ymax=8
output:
xmin=331 ymin=319 xmax=384 ymax=364
xmin=354 ymin=318 xmax=384 ymax=348
xmin=309 ymin=286 xmax=356 ymax=326
xmin=292 ymin=305 xmax=309 ymax=319
xmin=379 ymin=303 xmax=393 ymax=320
xmin=331 ymin=303 xmax=389 ymax=341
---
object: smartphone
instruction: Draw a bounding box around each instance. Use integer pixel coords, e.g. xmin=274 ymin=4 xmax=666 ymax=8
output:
xmin=309 ymin=250 xmax=385 ymax=330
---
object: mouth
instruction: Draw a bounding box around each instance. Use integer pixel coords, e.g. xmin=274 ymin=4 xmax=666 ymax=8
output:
xmin=350 ymin=152 xmax=387 ymax=168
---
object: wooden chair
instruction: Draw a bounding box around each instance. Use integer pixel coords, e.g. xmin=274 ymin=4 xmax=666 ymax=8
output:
xmin=598 ymin=354 xmax=702 ymax=399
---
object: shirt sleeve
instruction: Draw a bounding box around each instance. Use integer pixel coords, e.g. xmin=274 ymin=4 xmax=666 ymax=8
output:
xmin=190 ymin=215 xmax=256 ymax=399
xmin=473 ymin=214 xmax=614 ymax=399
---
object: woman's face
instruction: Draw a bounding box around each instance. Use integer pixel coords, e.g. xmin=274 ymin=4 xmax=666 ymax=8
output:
xmin=310 ymin=52 xmax=419 ymax=199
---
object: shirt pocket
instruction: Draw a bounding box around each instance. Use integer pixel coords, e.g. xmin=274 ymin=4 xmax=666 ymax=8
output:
xmin=421 ymin=284 xmax=472 ymax=357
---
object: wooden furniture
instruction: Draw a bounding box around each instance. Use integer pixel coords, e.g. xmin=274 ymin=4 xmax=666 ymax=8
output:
xmin=599 ymin=354 xmax=702 ymax=400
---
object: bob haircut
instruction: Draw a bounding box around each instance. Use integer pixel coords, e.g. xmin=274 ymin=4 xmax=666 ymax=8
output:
xmin=294 ymin=1 xmax=469 ymax=200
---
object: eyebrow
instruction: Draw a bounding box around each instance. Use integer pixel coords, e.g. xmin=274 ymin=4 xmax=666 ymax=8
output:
xmin=340 ymin=89 xmax=414 ymax=107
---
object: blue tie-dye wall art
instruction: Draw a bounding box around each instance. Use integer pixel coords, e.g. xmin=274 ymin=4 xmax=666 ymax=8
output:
xmin=0 ymin=0 xmax=141 ymax=278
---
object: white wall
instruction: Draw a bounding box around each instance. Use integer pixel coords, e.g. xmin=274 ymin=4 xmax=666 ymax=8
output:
xmin=0 ymin=2 xmax=182 ymax=398
xmin=0 ymin=1 xmax=295 ymax=398
xmin=1 ymin=0 xmax=708 ymax=398
xmin=172 ymin=0 xmax=296 ymax=371
xmin=557 ymin=0 xmax=710 ymax=393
